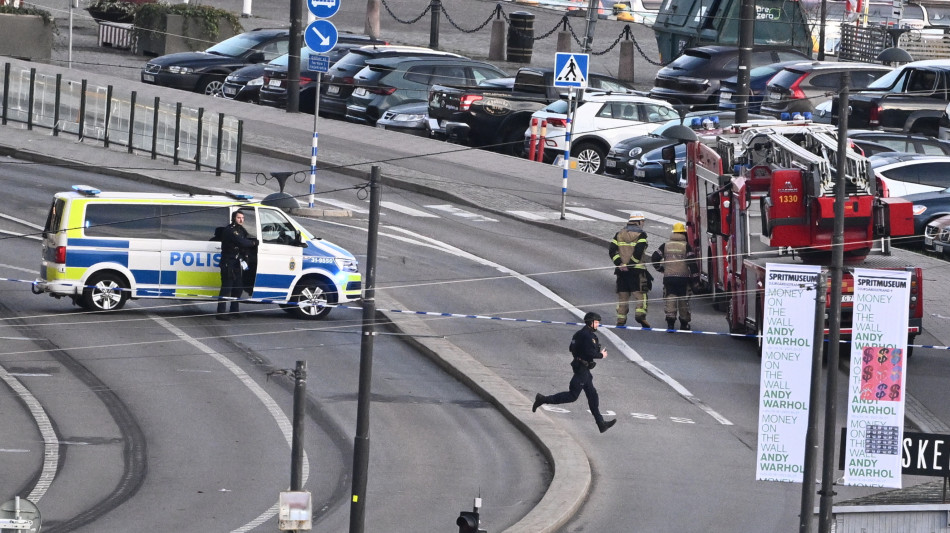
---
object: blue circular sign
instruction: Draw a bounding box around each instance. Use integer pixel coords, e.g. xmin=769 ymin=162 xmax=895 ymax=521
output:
xmin=307 ymin=0 xmax=340 ymax=19
xmin=305 ymin=20 xmax=338 ymax=53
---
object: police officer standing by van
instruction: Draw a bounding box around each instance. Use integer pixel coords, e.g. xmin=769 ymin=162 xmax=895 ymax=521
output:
xmin=651 ymin=222 xmax=699 ymax=331
xmin=532 ymin=312 xmax=617 ymax=433
xmin=217 ymin=210 xmax=257 ymax=319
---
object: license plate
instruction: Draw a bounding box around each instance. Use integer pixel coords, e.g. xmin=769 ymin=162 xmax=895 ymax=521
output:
xmin=327 ymin=85 xmax=340 ymax=95
xmin=605 ymin=160 xmax=617 ymax=168
xmin=143 ymin=74 xmax=155 ymax=82
xmin=353 ymin=87 xmax=368 ymax=97
xmin=376 ymin=124 xmax=386 ymax=129
xmin=269 ymin=79 xmax=282 ymax=87
xmin=224 ymin=87 xmax=236 ymax=96
xmin=720 ymin=93 xmax=732 ymax=102
xmin=842 ymin=295 xmax=854 ymax=303
xmin=769 ymin=91 xmax=782 ymax=101
xmin=936 ymin=242 xmax=946 ymax=254
xmin=924 ymin=236 xmax=934 ymax=247
xmin=634 ymin=169 xmax=646 ymax=177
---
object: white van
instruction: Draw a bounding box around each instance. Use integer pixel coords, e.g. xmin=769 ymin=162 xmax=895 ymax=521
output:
xmin=32 ymin=186 xmax=362 ymax=319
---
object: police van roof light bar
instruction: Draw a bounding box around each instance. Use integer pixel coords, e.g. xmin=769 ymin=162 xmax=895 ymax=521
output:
xmin=72 ymin=184 xmax=101 ymax=196
xmin=225 ymin=190 xmax=255 ymax=201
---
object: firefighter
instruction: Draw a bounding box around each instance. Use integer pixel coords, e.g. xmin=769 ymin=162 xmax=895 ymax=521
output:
xmin=609 ymin=212 xmax=652 ymax=328
xmin=651 ymin=222 xmax=699 ymax=330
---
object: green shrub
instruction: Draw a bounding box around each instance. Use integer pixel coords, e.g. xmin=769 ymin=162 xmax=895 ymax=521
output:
xmin=133 ymin=2 xmax=242 ymax=44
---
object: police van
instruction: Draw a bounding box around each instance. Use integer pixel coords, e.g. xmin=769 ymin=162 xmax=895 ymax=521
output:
xmin=33 ymin=186 xmax=362 ymax=319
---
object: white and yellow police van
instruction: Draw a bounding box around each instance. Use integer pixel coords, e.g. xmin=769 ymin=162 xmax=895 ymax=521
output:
xmin=33 ymin=186 xmax=362 ymax=319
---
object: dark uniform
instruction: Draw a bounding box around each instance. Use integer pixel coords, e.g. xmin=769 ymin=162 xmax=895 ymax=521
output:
xmin=217 ymin=212 xmax=257 ymax=317
xmin=608 ymin=214 xmax=651 ymax=328
xmin=532 ymin=312 xmax=617 ymax=433
xmin=651 ymin=223 xmax=699 ymax=330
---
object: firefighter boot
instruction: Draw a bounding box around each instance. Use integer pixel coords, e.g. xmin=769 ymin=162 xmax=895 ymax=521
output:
xmin=666 ymin=318 xmax=676 ymax=330
xmin=598 ymin=419 xmax=617 ymax=433
xmin=680 ymin=320 xmax=691 ymax=331
xmin=616 ymin=317 xmax=626 ymax=327
xmin=636 ymin=317 xmax=651 ymax=329
xmin=532 ymin=393 xmax=546 ymax=413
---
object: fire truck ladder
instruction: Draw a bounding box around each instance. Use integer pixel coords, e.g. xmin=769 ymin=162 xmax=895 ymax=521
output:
xmin=807 ymin=130 xmax=873 ymax=196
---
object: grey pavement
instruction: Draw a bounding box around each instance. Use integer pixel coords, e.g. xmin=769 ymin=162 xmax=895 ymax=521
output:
xmin=2 ymin=2 xmax=950 ymax=530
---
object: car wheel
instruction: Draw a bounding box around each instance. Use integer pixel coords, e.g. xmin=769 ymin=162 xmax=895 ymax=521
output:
xmin=503 ymin=126 xmax=527 ymax=158
xmin=81 ymin=272 xmax=129 ymax=311
xmin=290 ymin=279 xmax=335 ymax=320
xmin=572 ymin=142 xmax=605 ymax=174
xmin=198 ymin=76 xmax=225 ymax=97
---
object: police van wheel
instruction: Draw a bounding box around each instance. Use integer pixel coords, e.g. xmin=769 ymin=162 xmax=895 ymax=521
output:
xmin=291 ymin=281 xmax=334 ymax=320
xmin=81 ymin=273 xmax=129 ymax=311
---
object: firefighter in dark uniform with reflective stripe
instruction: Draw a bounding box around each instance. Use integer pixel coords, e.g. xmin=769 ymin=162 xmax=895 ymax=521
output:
xmin=651 ymin=222 xmax=699 ymax=330
xmin=532 ymin=312 xmax=617 ymax=433
xmin=609 ymin=212 xmax=651 ymax=328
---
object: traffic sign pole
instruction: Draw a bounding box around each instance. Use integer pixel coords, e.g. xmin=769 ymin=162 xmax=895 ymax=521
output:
xmin=304 ymin=0 xmax=338 ymax=208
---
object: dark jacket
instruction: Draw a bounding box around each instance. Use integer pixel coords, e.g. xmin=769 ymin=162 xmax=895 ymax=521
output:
xmin=569 ymin=325 xmax=605 ymax=369
xmin=220 ymin=222 xmax=257 ymax=265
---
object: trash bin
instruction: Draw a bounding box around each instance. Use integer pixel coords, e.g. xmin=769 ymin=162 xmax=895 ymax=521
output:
xmin=507 ymin=11 xmax=535 ymax=63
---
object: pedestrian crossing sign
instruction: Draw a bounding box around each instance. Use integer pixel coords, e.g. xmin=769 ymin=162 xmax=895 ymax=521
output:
xmin=553 ymin=53 xmax=589 ymax=89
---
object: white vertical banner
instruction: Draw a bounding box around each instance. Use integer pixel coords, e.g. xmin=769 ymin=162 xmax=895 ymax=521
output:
xmin=756 ymin=263 xmax=821 ymax=482
xmin=844 ymin=268 xmax=911 ymax=488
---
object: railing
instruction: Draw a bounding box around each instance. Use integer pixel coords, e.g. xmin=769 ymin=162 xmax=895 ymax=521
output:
xmin=0 ymin=61 xmax=243 ymax=180
xmin=839 ymin=23 xmax=950 ymax=63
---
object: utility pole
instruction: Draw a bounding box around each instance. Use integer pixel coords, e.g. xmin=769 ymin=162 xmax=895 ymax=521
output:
xmin=582 ymin=0 xmax=598 ymax=52
xmin=817 ymin=0 xmax=828 ymax=61
xmin=735 ymin=0 xmax=755 ymax=124
xmin=291 ymin=360 xmax=307 ymax=492
xmin=818 ymin=70 xmax=850 ymax=533
xmin=349 ymin=166 xmax=381 ymax=533
xmin=800 ymin=273 xmax=827 ymax=533
xmin=287 ymin=0 xmax=303 ymax=113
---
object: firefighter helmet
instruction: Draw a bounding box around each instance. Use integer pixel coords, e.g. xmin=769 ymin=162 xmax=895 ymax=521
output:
xmin=672 ymin=222 xmax=686 ymax=233
xmin=583 ymin=312 xmax=602 ymax=326
xmin=628 ymin=212 xmax=645 ymax=224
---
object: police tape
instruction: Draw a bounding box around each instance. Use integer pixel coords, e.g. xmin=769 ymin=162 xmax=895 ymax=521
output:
xmin=9 ymin=276 xmax=948 ymax=351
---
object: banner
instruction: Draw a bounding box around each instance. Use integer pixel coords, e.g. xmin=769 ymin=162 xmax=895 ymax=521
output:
xmin=756 ymin=263 xmax=821 ymax=482
xmin=844 ymin=268 xmax=911 ymax=488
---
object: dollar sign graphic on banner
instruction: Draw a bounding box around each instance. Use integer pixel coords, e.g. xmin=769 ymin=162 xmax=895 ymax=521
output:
xmin=889 ymin=384 xmax=901 ymax=400
xmin=863 ymin=365 xmax=873 ymax=382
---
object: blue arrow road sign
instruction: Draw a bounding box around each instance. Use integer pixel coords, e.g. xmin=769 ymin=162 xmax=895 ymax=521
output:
xmin=307 ymin=0 xmax=340 ymax=19
xmin=553 ymin=53 xmax=589 ymax=89
xmin=305 ymin=20 xmax=338 ymax=53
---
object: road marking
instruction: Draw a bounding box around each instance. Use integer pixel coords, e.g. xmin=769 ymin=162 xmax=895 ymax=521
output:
xmin=315 ymin=198 xmax=368 ymax=213
xmin=0 ymin=230 xmax=41 ymax=241
xmin=0 ymin=212 xmax=44 ymax=230
xmin=0 ymin=365 xmax=58 ymax=502
xmin=0 ymin=263 xmax=40 ymax=274
xmin=622 ymin=209 xmax=680 ymax=226
xmin=426 ymin=204 xmax=498 ymax=222
xmin=567 ymin=207 xmax=627 ymax=222
xmin=380 ymin=201 xmax=439 ymax=217
xmin=148 ymin=314 xmax=308 ymax=532
xmin=507 ymin=210 xmax=594 ymax=221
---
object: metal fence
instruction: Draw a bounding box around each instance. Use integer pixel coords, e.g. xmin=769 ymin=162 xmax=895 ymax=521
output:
xmin=840 ymin=24 xmax=950 ymax=63
xmin=0 ymin=62 xmax=243 ymax=179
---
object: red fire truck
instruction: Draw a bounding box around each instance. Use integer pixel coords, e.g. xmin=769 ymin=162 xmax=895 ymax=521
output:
xmin=682 ymin=122 xmax=924 ymax=353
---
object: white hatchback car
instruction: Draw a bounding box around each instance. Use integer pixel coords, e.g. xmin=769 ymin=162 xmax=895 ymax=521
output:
xmin=870 ymin=153 xmax=950 ymax=196
xmin=523 ymin=92 xmax=678 ymax=174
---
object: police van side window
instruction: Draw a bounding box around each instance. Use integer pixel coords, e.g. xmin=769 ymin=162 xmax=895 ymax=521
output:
xmin=85 ymin=204 xmax=160 ymax=238
xmin=161 ymin=205 xmax=231 ymax=240
xmin=44 ymin=198 xmax=66 ymax=235
xmin=259 ymin=208 xmax=296 ymax=245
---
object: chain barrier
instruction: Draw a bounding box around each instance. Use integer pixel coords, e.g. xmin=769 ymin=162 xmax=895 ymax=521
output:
xmin=439 ymin=3 xmax=500 ymax=34
xmin=499 ymin=9 xmax=564 ymax=41
xmin=379 ymin=0 xmax=431 ymax=25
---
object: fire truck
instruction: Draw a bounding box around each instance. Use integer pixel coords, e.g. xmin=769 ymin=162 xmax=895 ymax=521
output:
xmin=682 ymin=122 xmax=924 ymax=353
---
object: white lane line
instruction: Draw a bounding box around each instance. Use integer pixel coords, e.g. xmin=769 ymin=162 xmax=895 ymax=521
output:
xmin=426 ymin=204 xmax=498 ymax=222
xmin=0 ymin=448 xmax=31 ymax=453
xmin=380 ymin=201 xmax=439 ymax=218
xmin=0 ymin=365 xmax=58 ymax=502
xmin=507 ymin=210 xmax=595 ymax=221
xmin=147 ymin=315 xmax=309 ymax=533
xmin=379 ymin=225 xmax=734 ymax=426
xmin=0 ymin=263 xmax=38 ymax=274
xmin=0 ymin=230 xmax=41 ymax=241
xmin=566 ymin=207 xmax=628 ymax=223
xmin=0 ymin=213 xmax=44 ymax=230
xmin=622 ymin=209 xmax=681 ymax=226
xmin=315 ymin=198 xmax=369 ymax=213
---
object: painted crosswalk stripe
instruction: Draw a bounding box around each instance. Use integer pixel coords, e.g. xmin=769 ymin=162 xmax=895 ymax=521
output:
xmin=507 ymin=210 xmax=594 ymax=221
xmin=425 ymin=205 xmax=497 ymax=222
xmin=623 ymin=209 xmax=680 ymax=226
xmin=380 ymin=201 xmax=439 ymax=217
xmin=566 ymin=207 xmax=627 ymax=222
xmin=315 ymin=199 xmax=368 ymax=213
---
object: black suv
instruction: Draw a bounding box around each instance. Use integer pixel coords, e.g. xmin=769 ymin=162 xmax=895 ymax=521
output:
xmin=142 ymin=28 xmax=290 ymax=96
xmin=649 ymin=45 xmax=810 ymax=109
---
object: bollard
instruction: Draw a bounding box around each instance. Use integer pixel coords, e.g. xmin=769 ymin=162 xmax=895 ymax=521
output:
xmin=557 ymin=30 xmax=572 ymax=53
xmin=507 ymin=11 xmax=535 ymax=63
xmin=429 ymin=0 xmax=441 ymax=50
xmin=489 ymin=9 xmax=505 ymax=61
xmin=619 ymin=39 xmax=635 ymax=83
xmin=528 ymin=117 xmax=538 ymax=161
xmin=537 ymin=119 xmax=547 ymax=162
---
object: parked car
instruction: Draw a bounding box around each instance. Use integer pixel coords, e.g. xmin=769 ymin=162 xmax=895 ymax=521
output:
xmin=141 ymin=28 xmax=290 ymax=96
xmin=375 ymin=101 xmax=430 ymax=137
xmin=346 ymin=56 xmax=507 ymax=126
xmin=717 ymin=61 xmax=804 ymax=114
xmin=605 ymin=111 xmax=772 ymax=179
xmin=760 ymin=61 xmax=892 ymax=117
xmin=833 ymin=59 xmax=950 ymax=136
xmin=904 ymin=187 xmax=950 ymax=241
xmin=523 ymin=92 xmax=677 ymax=174
xmin=848 ymin=130 xmax=950 ymax=157
xmin=923 ymin=213 xmax=950 ymax=256
xmin=310 ymin=45 xmax=461 ymax=119
xmin=222 ymin=33 xmax=386 ymax=104
xmin=870 ymin=153 xmax=950 ymax=195
xmin=632 ymin=142 xmax=687 ymax=189
xmin=649 ymin=45 xmax=810 ymax=109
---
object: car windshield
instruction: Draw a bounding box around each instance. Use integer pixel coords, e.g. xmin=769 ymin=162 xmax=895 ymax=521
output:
xmin=668 ymin=50 xmax=713 ymax=70
xmin=864 ymin=65 xmax=906 ymax=91
xmin=542 ymin=99 xmax=570 ymax=113
xmin=930 ymin=5 xmax=950 ymax=25
xmin=206 ymin=33 xmax=273 ymax=57
xmin=267 ymin=47 xmax=321 ymax=68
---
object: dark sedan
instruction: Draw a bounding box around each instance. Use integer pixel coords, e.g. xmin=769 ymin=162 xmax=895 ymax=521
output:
xmin=141 ymin=28 xmax=290 ymax=96
xmin=631 ymin=143 xmax=686 ymax=189
xmin=717 ymin=60 xmax=804 ymax=114
xmin=906 ymin=187 xmax=950 ymax=243
xmin=221 ymin=63 xmax=267 ymax=102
